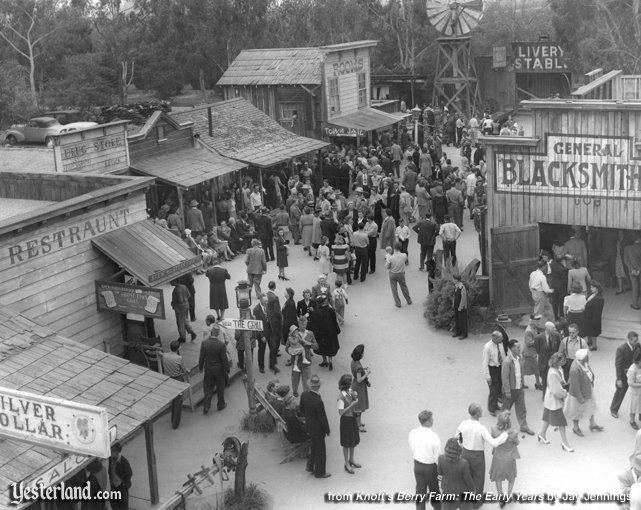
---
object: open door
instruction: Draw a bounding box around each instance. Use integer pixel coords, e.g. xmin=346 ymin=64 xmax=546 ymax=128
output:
xmin=490 ymin=224 xmax=539 ymax=315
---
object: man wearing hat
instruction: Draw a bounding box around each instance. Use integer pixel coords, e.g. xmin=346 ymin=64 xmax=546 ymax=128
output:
xmin=198 ymin=323 xmax=230 ymax=414
xmin=299 ymin=375 xmax=331 ymax=478
xmin=186 ymin=199 xmax=205 ymax=237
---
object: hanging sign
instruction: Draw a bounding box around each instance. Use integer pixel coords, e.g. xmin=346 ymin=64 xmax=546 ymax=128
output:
xmin=324 ymin=126 xmax=366 ymax=137
xmin=95 ymin=280 xmax=165 ymax=319
xmin=512 ymin=43 xmax=568 ymax=73
xmin=218 ymin=318 xmax=264 ymax=331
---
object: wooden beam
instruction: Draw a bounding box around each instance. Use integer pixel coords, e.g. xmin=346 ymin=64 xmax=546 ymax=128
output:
xmin=144 ymin=420 xmax=160 ymax=505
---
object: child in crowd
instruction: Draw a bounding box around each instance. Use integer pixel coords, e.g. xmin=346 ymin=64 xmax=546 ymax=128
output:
xmin=384 ymin=245 xmax=394 ymax=264
xmin=286 ymin=327 xmax=311 ymax=373
xmin=333 ymin=280 xmax=349 ymax=326
xmin=317 ymin=236 xmax=331 ymax=277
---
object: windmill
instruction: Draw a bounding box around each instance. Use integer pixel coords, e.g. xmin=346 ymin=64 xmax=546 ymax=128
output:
xmin=427 ymin=0 xmax=484 ymax=118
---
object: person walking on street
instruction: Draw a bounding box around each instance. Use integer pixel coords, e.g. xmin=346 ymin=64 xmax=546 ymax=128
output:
xmin=245 ymin=238 xmax=267 ymax=298
xmin=452 ymin=274 xmax=468 ymax=339
xmin=386 ymin=242 xmax=412 ymax=308
xmin=179 ymin=272 xmax=197 ymax=322
xmin=538 ymin=352 xmax=572 ymax=451
xmin=456 ymin=404 xmax=509 ymax=510
xmin=501 ymin=340 xmax=535 ymax=435
xmin=437 ymin=438 xmax=474 ymax=510
xmin=489 ymin=412 xmax=520 ymax=507
xmin=558 ymin=323 xmax=589 ymax=382
xmin=565 ymin=349 xmax=604 ymax=437
xmin=170 ymin=279 xmax=197 ymax=343
xmin=534 ymin=322 xmax=562 ymax=396
xmin=627 ymin=347 xmax=641 ymax=430
xmin=275 ymin=228 xmax=289 ymax=280
xmin=365 ymin=214 xmax=379 ymax=274
xmin=299 ymin=375 xmax=331 ymax=478
xmin=483 ymin=331 xmax=505 ymax=416
xmin=529 ymin=260 xmax=555 ymax=322
xmin=287 ymin=316 xmax=318 ymax=396
xmin=414 ymin=213 xmax=438 ymax=271
xmin=408 ymin=410 xmax=442 ymax=510
xmin=352 ymin=222 xmax=370 ymax=282
xmin=439 ymin=216 xmax=461 ymax=267
xmin=206 ymin=264 xmax=230 ymax=321
xmin=611 ymin=331 xmax=640 ymax=418
xmin=198 ymin=323 xmax=230 ymax=413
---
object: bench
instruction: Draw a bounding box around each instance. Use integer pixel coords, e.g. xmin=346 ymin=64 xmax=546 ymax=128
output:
xmin=252 ymin=383 xmax=310 ymax=464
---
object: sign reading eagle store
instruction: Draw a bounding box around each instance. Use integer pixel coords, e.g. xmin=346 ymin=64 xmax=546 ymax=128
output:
xmin=495 ymin=134 xmax=641 ymax=199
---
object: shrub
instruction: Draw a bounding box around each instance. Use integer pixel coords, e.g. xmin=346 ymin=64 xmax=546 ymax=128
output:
xmin=240 ymin=411 xmax=275 ymax=433
xmin=223 ymin=483 xmax=269 ymax=510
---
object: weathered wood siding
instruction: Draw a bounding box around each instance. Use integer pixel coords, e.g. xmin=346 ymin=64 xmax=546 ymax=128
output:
xmin=221 ymin=85 xmax=274 ymax=118
xmin=128 ymin=119 xmax=193 ymax=162
xmin=323 ymin=47 xmax=370 ymax=120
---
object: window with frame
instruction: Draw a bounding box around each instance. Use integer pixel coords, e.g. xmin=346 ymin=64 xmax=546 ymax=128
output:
xmin=279 ymin=103 xmax=302 ymax=122
xmin=358 ymin=72 xmax=367 ymax=107
xmin=328 ymin=78 xmax=340 ymax=114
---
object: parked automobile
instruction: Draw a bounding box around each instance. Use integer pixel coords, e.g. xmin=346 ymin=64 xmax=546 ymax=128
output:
xmin=5 ymin=117 xmax=65 ymax=146
xmin=42 ymin=109 xmax=83 ymax=125
xmin=59 ymin=122 xmax=99 ymax=134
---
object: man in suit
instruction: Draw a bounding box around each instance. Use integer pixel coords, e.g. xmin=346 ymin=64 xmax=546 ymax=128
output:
xmin=266 ymin=281 xmax=282 ymax=373
xmin=245 ymin=238 xmax=267 ymax=299
xmin=253 ymin=294 xmax=273 ymax=374
xmin=198 ymin=323 xmax=230 ymax=414
xmin=413 ymin=212 xmax=438 ymax=271
xmin=501 ymin=340 xmax=535 ymax=435
xmin=256 ymin=207 xmax=275 ymax=261
xmin=299 ymin=374 xmax=331 ymax=478
xmin=611 ymin=331 xmax=639 ymax=418
xmin=534 ymin=321 xmax=562 ymax=396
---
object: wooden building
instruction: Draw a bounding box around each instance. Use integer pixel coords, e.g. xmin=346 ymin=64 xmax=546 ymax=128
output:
xmin=481 ymin=99 xmax=641 ymax=337
xmin=217 ymin=41 xmax=404 ymax=143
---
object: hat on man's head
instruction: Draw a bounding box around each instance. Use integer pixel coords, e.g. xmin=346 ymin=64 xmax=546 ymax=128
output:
xmin=309 ymin=374 xmax=321 ymax=388
xmin=209 ymin=323 xmax=221 ymax=337
xmin=190 ymin=199 xmax=198 ymax=207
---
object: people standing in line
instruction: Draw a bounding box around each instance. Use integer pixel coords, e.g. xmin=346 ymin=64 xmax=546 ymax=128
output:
xmin=311 ymin=295 xmax=341 ymax=370
xmin=332 ymin=280 xmax=348 ymax=326
xmin=456 ymin=404 xmax=509 ymax=510
xmin=437 ymin=437 xmax=474 ymax=510
xmin=170 ymin=279 xmax=197 ymax=343
xmin=439 ymin=216 xmax=461 ymax=267
xmin=350 ymin=344 xmax=370 ymax=433
xmin=529 ymin=260 xmax=555 ymax=322
xmin=299 ymin=374 xmax=331 ymax=479
xmin=414 ymin=213 xmax=439 ymax=272
xmin=534 ymin=322 xmax=562 ymax=396
xmin=205 ymin=263 xmax=230 ymax=321
xmin=365 ymin=214 xmax=379 ymax=274
xmin=352 ymin=222 xmax=370 ymax=283
xmin=501 ymin=340 xmax=535 ymax=435
xmin=109 ymin=443 xmax=132 ymax=510
xmin=287 ymin=316 xmax=318 ymax=396
xmin=612 ymin=331 xmax=640 ymax=419
xmin=565 ymin=349 xmax=604 ymax=437
xmin=275 ymin=228 xmax=289 ymax=281
xmin=489 ymin=412 xmax=520 ymax=507
xmin=483 ymin=331 xmax=505 ymax=416
xmin=266 ymin=281 xmax=283 ymax=374
xmin=386 ymin=242 xmax=413 ymax=308
xmin=337 ymin=374 xmax=361 ymax=474
xmin=584 ymin=281 xmax=605 ymax=351
xmin=522 ymin=315 xmax=542 ymax=390
xmin=558 ymin=323 xmax=589 ymax=382
xmin=627 ymin=347 xmax=641 ymax=430
xmin=245 ymin=238 xmax=267 ymax=299
xmin=538 ymin=352 xmax=572 ymax=451
xmin=198 ymin=323 xmax=230 ymax=413
xmin=452 ymin=274 xmax=468 ymax=340
xmin=253 ymin=294 xmax=273 ymax=374
xmin=408 ymin=410 xmax=442 ymax=510
xmin=256 ymin=207 xmax=275 ymax=262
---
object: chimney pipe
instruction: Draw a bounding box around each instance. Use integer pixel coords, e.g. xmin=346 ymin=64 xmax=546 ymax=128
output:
xmin=208 ymin=106 xmax=213 ymax=137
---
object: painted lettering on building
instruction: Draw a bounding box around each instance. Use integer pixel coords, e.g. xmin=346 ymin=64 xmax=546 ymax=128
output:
xmin=512 ymin=43 xmax=567 ymax=73
xmin=7 ymin=208 xmax=130 ymax=265
xmin=495 ymin=135 xmax=641 ymax=198
xmin=332 ymin=57 xmax=364 ymax=76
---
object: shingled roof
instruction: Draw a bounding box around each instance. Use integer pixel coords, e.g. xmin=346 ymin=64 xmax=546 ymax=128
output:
xmin=172 ymin=99 xmax=328 ymax=167
xmin=217 ymin=47 xmax=323 ymax=86
xmin=0 ymin=308 xmax=188 ymax=509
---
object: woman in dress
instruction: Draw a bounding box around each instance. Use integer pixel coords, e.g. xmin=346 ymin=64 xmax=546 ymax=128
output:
xmin=395 ymin=217 xmax=411 ymax=261
xmin=584 ymin=281 xmax=605 ymax=351
xmin=311 ymin=209 xmax=322 ymax=260
xmin=331 ymin=235 xmax=350 ymax=285
xmin=563 ymin=282 xmax=587 ymax=337
xmin=205 ymin=263 xmax=230 ymax=320
xmin=489 ymin=411 xmax=520 ymax=506
xmin=281 ymin=287 xmax=297 ymax=347
xmin=337 ymin=374 xmax=361 ymax=474
xmin=628 ymin=347 xmax=641 ymax=430
xmin=300 ymin=206 xmax=314 ymax=255
xmin=522 ymin=315 xmax=542 ymax=389
xmin=538 ymin=352 xmax=572 ymax=451
xmin=275 ymin=228 xmax=289 ymax=281
xmin=565 ymin=348 xmax=604 ymax=437
xmin=438 ymin=437 xmax=474 ymax=510
xmin=380 ymin=208 xmax=396 ymax=251
xmin=350 ymin=344 xmax=370 ymax=433
xmin=567 ymin=259 xmax=591 ymax=294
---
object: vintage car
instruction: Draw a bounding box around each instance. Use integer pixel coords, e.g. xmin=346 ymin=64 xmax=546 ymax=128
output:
xmin=42 ymin=109 xmax=83 ymax=125
xmin=5 ymin=117 xmax=65 ymax=145
xmin=59 ymin=122 xmax=99 ymax=134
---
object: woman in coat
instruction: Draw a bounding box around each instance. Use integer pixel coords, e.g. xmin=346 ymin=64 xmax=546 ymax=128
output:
xmin=205 ymin=264 xmax=230 ymax=320
xmin=538 ymin=352 xmax=572 ymax=451
xmin=584 ymin=281 xmax=605 ymax=351
xmin=388 ymin=182 xmax=401 ymax=224
xmin=299 ymin=207 xmax=314 ymax=255
xmin=281 ymin=287 xmax=297 ymax=347
xmin=310 ymin=295 xmax=341 ymax=371
xmin=565 ymin=349 xmax=604 ymax=437
xmin=275 ymin=229 xmax=289 ymax=280
xmin=437 ymin=437 xmax=474 ymax=510
xmin=379 ymin=208 xmax=396 ymax=250
xmin=489 ymin=412 xmax=520 ymax=507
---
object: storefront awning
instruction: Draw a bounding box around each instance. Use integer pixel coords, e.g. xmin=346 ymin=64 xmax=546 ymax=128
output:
xmin=92 ymin=220 xmax=202 ymax=287
xmin=130 ymin=147 xmax=246 ymax=190
xmin=0 ymin=308 xmax=188 ymax=510
xmin=328 ymin=107 xmax=404 ymax=133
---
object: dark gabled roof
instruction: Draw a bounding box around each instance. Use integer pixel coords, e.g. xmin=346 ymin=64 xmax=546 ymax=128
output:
xmin=171 ymin=99 xmax=328 ymax=167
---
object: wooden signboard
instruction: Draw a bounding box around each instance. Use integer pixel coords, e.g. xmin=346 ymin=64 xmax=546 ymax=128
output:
xmin=324 ymin=126 xmax=366 ymax=137
xmin=512 ymin=43 xmax=568 ymax=73
xmin=53 ymin=121 xmax=130 ymax=174
xmin=95 ymin=280 xmax=165 ymax=319
xmin=0 ymin=387 xmax=110 ymax=458
xmin=218 ymin=318 xmax=263 ymax=331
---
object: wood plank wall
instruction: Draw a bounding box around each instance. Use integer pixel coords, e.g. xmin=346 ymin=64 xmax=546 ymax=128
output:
xmin=0 ymin=174 xmax=127 ymax=202
xmin=324 ymin=47 xmax=370 ymax=120
xmin=128 ymin=121 xmax=193 ymax=162
xmin=0 ymin=193 xmax=148 ymax=349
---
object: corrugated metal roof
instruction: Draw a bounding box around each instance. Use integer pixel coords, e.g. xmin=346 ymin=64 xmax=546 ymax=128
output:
xmin=0 ymin=308 xmax=188 ymax=509
xmin=217 ymin=47 xmax=323 ymax=86
xmin=92 ymin=220 xmax=202 ymax=287
xmin=130 ymin=146 xmax=246 ymax=189
xmin=171 ymin=99 xmax=328 ymax=167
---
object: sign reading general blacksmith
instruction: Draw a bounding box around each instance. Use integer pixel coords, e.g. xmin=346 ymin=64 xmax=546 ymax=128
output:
xmin=0 ymin=387 xmax=110 ymax=458
xmin=495 ymin=134 xmax=641 ymax=198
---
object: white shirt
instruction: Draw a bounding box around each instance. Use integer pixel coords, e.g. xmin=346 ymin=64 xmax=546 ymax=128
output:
xmin=509 ymin=352 xmax=522 ymax=390
xmin=250 ymin=192 xmax=262 ymax=209
xmin=457 ymin=419 xmax=508 ymax=451
xmin=465 ymin=173 xmax=477 ymax=196
xmin=408 ymin=426 xmax=441 ymax=464
xmin=482 ymin=340 xmax=503 ymax=380
xmin=395 ymin=225 xmax=410 ymax=241
xmin=528 ymin=269 xmax=552 ymax=293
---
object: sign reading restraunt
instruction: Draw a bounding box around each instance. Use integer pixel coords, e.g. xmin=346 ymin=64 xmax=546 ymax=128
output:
xmin=495 ymin=134 xmax=641 ymax=199
xmin=0 ymin=387 xmax=110 ymax=458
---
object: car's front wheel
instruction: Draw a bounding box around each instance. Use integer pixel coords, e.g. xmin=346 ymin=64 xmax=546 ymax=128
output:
xmin=6 ymin=135 xmax=17 ymax=145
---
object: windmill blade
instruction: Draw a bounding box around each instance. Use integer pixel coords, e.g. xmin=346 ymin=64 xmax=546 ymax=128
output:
xmin=426 ymin=0 xmax=484 ymax=36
